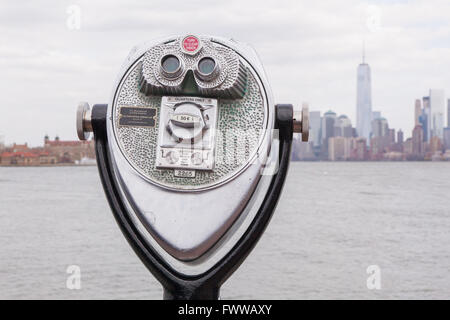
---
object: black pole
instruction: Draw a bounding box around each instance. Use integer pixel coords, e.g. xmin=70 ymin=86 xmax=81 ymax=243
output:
xmin=163 ymin=285 xmax=220 ymax=300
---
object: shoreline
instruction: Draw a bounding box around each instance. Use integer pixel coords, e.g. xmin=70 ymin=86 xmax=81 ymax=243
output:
xmin=1 ymin=161 xmax=450 ymax=168
xmin=291 ymin=160 xmax=450 ymax=163
xmin=0 ymin=163 xmax=96 ymax=168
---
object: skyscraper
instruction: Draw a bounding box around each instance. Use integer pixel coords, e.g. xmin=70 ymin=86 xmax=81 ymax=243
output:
xmin=371 ymin=117 xmax=389 ymax=138
xmin=419 ymin=110 xmax=429 ymax=142
xmin=397 ymin=130 xmax=404 ymax=145
xmin=0 ymin=134 xmax=4 ymax=150
xmin=356 ymin=48 xmax=372 ymax=145
xmin=412 ymin=125 xmax=424 ymax=158
xmin=334 ymin=115 xmax=353 ymax=137
xmin=429 ymin=89 xmax=445 ymax=139
xmin=370 ymin=117 xmax=390 ymax=159
xmin=447 ymin=99 xmax=450 ymax=128
xmin=321 ymin=110 xmax=336 ymax=158
xmin=309 ymin=111 xmax=322 ymax=148
xmin=389 ymin=128 xmax=396 ymax=144
xmin=444 ymin=128 xmax=450 ymax=151
xmin=422 ymin=96 xmax=431 ymax=142
xmin=414 ymin=99 xmax=422 ymax=126
xmin=446 ymin=99 xmax=450 ymax=151
xmin=372 ymin=111 xmax=381 ymax=121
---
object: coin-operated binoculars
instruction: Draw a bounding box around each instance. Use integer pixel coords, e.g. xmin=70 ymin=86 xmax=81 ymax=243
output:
xmin=76 ymin=35 xmax=308 ymax=300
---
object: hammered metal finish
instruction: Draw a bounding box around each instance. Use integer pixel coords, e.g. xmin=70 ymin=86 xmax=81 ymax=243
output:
xmin=139 ymin=37 xmax=247 ymax=99
xmin=113 ymin=60 xmax=266 ymax=190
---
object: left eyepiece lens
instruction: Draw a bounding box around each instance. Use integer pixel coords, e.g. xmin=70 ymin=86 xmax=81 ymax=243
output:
xmin=161 ymin=55 xmax=180 ymax=74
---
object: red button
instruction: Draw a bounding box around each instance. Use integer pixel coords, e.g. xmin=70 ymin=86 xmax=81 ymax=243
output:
xmin=182 ymin=36 xmax=200 ymax=52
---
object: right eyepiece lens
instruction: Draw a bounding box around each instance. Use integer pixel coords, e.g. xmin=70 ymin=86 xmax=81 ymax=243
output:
xmin=161 ymin=55 xmax=180 ymax=73
xmin=198 ymin=57 xmax=216 ymax=75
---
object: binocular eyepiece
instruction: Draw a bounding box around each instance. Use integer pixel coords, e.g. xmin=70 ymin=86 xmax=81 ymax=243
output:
xmin=76 ymin=34 xmax=308 ymax=299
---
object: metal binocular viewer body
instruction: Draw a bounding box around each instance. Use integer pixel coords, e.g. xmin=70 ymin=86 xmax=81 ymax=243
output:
xmin=76 ymin=35 xmax=308 ymax=299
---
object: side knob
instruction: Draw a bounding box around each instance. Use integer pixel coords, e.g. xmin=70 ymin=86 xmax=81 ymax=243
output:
xmin=76 ymin=102 xmax=92 ymax=141
xmin=293 ymin=104 xmax=309 ymax=142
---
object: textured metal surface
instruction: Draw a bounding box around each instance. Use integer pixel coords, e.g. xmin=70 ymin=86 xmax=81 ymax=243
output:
xmin=92 ymin=102 xmax=292 ymax=299
xmin=113 ymin=59 xmax=266 ymax=191
xmin=105 ymin=35 xmax=275 ymax=264
xmin=139 ymin=36 xmax=247 ymax=99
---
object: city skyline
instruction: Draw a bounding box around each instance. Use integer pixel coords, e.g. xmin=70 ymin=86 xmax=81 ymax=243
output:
xmin=1 ymin=1 xmax=450 ymax=146
xmin=301 ymin=43 xmax=449 ymax=145
xmin=292 ymin=85 xmax=450 ymax=161
xmin=291 ymin=44 xmax=450 ymax=161
xmin=0 ymin=56 xmax=448 ymax=147
xmin=2 ymin=54 xmax=448 ymax=148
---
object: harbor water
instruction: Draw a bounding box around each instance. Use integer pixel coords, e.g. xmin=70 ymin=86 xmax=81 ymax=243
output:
xmin=1 ymin=162 xmax=450 ymax=299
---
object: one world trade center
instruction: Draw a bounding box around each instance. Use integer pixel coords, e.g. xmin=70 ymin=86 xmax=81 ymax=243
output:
xmin=356 ymin=48 xmax=372 ymax=145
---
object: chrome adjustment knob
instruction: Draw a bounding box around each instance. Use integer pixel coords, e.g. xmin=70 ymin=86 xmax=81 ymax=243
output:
xmin=293 ymin=104 xmax=309 ymax=142
xmin=76 ymin=102 xmax=92 ymax=141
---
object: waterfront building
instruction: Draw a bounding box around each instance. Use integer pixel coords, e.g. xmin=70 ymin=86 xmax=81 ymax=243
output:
xmin=419 ymin=109 xmax=429 ymax=142
xmin=429 ymin=89 xmax=445 ymax=139
xmin=422 ymin=96 xmax=431 ymax=142
xmin=370 ymin=136 xmax=390 ymax=160
xmin=44 ymin=135 xmax=95 ymax=163
xmin=309 ymin=111 xmax=322 ymax=149
xmin=351 ymin=137 xmax=368 ymax=161
xmin=403 ymin=138 xmax=413 ymax=155
xmin=321 ymin=110 xmax=336 ymax=158
xmin=384 ymin=151 xmax=403 ymax=161
xmin=0 ymin=136 xmax=95 ymax=166
xmin=328 ymin=137 xmax=344 ymax=161
xmin=292 ymin=139 xmax=316 ymax=161
xmin=443 ymin=127 xmax=450 ymax=151
xmin=0 ymin=134 xmax=4 ymax=151
xmin=328 ymin=137 xmax=356 ymax=161
xmin=0 ymin=152 xmax=38 ymax=166
xmin=430 ymin=136 xmax=443 ymax=155
xmin=371 ymin=117 xmax=389 ymax=138
xmin=397 ymin=130 xmax=404 ymax=145
xmin=10 ymin=143 xmax=29 ymax=153
xmin=414 ymin=99 xmax=422 ymax=126
xmin=389 ymin=129 xmax=404 ymax=153
xmin=372 ymin=111 xmax=381 ymax=121
xmin=0 ymin=151 xmax=57 ymax=166
xmin=334 ymin=115 xmax=353 ymax=137
xmin=370 ymin=116 xmax=391 ymax=160
xmin=443 ymin=150 xmax=450 ymax=161
xmin=389 ymin=128 xmax=396 ymax=145
xmin=411 ymin=125 xmax=424 ymax=158
xmin=448 ymin=99 xmax=450 ymax=127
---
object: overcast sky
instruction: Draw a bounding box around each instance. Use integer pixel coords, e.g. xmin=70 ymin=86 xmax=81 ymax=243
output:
xmin=0 ymin=0 xmax=449 ymax=146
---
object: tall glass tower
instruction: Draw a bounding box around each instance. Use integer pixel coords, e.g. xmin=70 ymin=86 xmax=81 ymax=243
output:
xmin=429 ymin=89 xmax=445 ymax=139
xmin=447 ymin=99 xmax=450 ymax=128
xmin=356 ymin=47 xmax=372 ymax=145
xmin=309 ymin=111 xmax=322 ymax=148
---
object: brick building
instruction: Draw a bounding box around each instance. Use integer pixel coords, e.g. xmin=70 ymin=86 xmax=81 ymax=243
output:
xmin=0 ymin=136 xmax=95 ymax=166
xmin=43 ymin=135 xmax=95 ymax=163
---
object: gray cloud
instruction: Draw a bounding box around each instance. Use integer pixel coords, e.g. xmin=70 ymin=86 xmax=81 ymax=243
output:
xmin=0 ymin=0 xmax=449 ymax=146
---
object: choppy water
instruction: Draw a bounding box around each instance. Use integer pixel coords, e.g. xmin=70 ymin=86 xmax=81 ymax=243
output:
xmin=1 ymin=162 xmax=450 ymax=299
